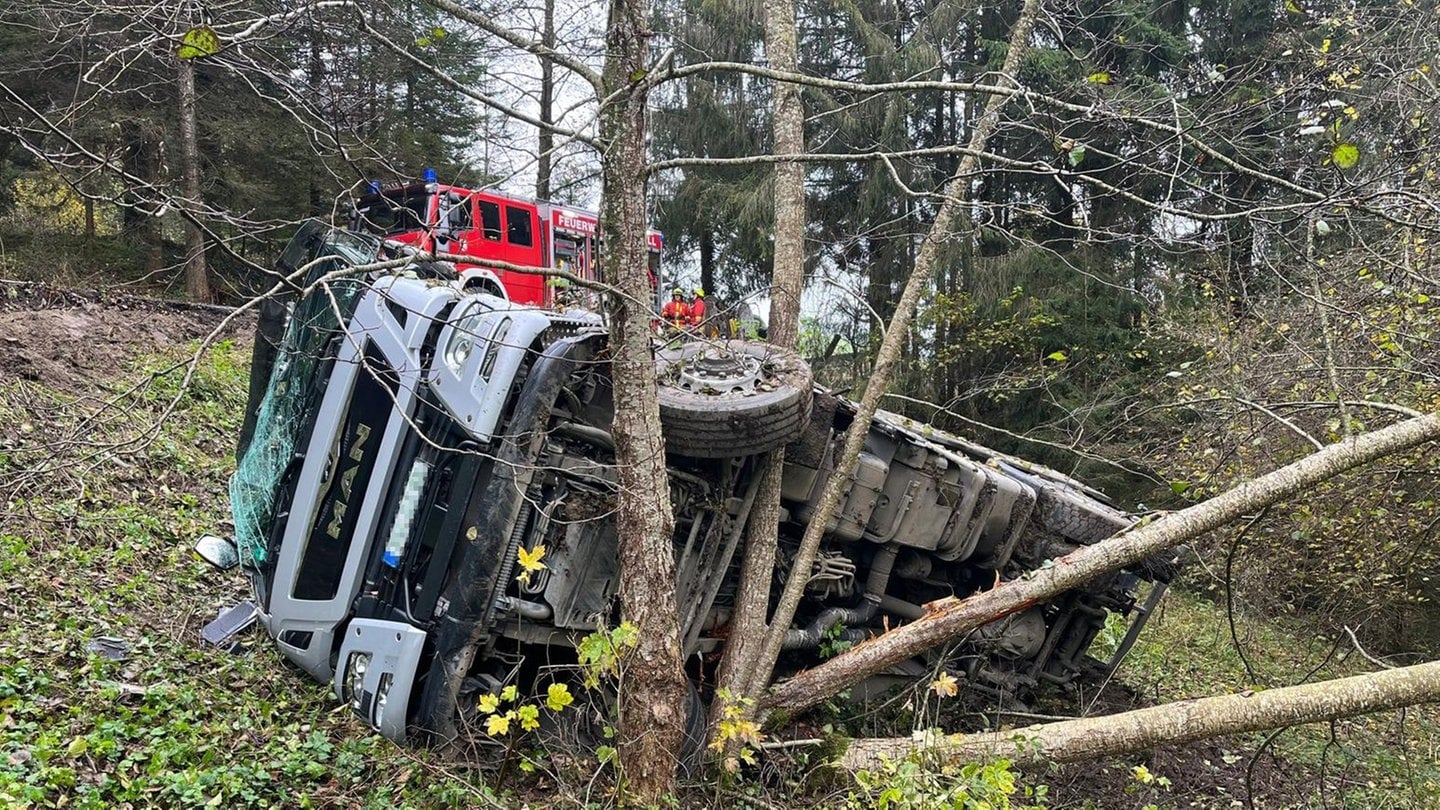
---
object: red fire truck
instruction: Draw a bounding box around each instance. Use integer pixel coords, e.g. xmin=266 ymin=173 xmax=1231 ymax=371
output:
xmin=349 ymin=172 xmax=662 ymax=307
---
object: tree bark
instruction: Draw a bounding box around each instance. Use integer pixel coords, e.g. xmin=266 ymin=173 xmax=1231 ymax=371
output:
xmin=177 ymin=55 xmax=211 ymax=302
xmin=764 ymin=412 xmax=1440 ymax=715
xmin=765 ymin=0 xmax=805 ymax=352
xmin=535 ymin=0 xmax=555 ymax=200
xmin=840 ymin=659 xmax=1440 ymax=769
xmin=598 ymin=0 xmax=688 ymax=802
xmin=711 ymin=0 xmax=809 ymax=715
xmin=751 ymin=0 xmax=1045 ymax=705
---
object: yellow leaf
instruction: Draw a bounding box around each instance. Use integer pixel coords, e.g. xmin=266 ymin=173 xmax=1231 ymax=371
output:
xmin=1320 ymin=38 xmax=1331 ymax=54
xmin=1331 ymin=142 xmax=1360 ymax=169
xmin=516 ymin=544 xmax=547 ymax=585
xmin=517 ymin=704 xmax=540 ymax=731
xmin=177 ymin=25 xmax=221 ymax=60
xmin=517 ymin=544 xmax=546 ymax=573
xmin=486 ymin=712 xmax=512 ymax=736
xmin=546 ymin=682 xmax=575 ymax=711
xmin=1086 ymin=72 xmax=1111 ymax=84
xmin=478 ymin=693 xmax=500 ymax=714
xmin=930 ymin=672 xmax=960 ymax=698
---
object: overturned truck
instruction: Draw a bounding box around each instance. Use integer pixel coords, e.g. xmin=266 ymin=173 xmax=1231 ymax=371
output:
xmin=218 ymin=222 xmax=1177 ymax=744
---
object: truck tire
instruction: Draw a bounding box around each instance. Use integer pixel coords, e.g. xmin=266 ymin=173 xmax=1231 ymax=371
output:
xmin=994 ymin=460 xmax=1131 ymax=544
xmin=1032 ymin=484 xmax=1131 ymax=544
xmin=655 ymin=340 xmax=813 ymax=458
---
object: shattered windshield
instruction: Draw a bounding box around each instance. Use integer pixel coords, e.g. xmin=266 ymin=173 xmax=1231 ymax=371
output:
xmin=231 ymin=229 xmax=370 ymax=566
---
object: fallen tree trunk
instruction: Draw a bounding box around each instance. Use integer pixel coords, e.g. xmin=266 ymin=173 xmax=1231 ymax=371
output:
xmin=763 ymin=412 xmax=1440 ymax=715
xmin=840 ymin=659 xmax=1440 ymax=769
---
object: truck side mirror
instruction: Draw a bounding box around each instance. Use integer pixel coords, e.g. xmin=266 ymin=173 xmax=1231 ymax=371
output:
xmin=194 ymin=534 xmax=240 ymax=571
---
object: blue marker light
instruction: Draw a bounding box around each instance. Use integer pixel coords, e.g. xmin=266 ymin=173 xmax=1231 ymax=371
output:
xmin=423 ymin=167 xmax=438 ymax=183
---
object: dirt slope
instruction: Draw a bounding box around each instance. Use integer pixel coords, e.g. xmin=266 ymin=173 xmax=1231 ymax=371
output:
xmin=0 ymin=282 xmax=247 ymax=391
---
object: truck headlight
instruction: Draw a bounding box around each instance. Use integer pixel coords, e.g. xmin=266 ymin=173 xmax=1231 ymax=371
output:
xmin=345 ymin=652 xmax=372 ymax=710
xmin=443 ymin=307 xmax=487 ymax=373
xmin=373 ymin=673 xmax=394 ymax=723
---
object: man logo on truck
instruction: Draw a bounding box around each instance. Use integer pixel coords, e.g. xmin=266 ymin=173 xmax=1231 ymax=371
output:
xmin=325 ymin=423 xmax=372 ymax=540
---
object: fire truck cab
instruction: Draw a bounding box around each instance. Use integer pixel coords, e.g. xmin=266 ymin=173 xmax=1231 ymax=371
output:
xmin=350 ymin=174 xmax=662 ymax=308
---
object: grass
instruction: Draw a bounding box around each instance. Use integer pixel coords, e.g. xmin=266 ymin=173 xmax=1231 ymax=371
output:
xmin=0 ymin=340 xmax=502 ymax=808
xmin=1106 ymin=586 xmax=1440 ymax=808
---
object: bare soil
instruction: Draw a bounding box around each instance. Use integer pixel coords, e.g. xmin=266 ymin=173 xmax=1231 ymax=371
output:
xmin=0 ymin=281 xmax=247 ymax=391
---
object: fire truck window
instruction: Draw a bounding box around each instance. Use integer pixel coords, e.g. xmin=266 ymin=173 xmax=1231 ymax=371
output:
xmin=479 ymin=200 xmax=502 ymax=241
xmin=443 ymin=196 xmax=473 ymax=231
xmin=506 ymin=206 xmax=534 ymax=247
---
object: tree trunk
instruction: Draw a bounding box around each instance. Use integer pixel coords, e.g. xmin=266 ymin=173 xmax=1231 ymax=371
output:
xmin=711 ymin=0 xmax=808 ymax=716
xmin=750 ymin=0 xmax=1045 ymax=707
xmin=764 ymin=412 xmax=1440 ymax=715
xmin=177 ymin=55 xmax=211 ymax=302
xmin=765 ymin=3 xmax=804 ymax=351
xmin=598 ymin=0 xmax=687 ymax=802
xmin=699 ymin=228 xmax=715 ymax=299
xmin=536 ymin=0 xmax=555 ymax=200
xmin=840 ymin=659 xmax=1440 ymax=769
xmin=123 ymin=128 xmax=165 ymax=277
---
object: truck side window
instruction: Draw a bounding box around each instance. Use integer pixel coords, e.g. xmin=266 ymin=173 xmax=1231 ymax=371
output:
xmin=443 ymin=194 xmax=473 ymax=231
xmin=506 ymin=206 xmax=533 ymax=247
xmin=479 ymin=200 xmax=502 ymax=241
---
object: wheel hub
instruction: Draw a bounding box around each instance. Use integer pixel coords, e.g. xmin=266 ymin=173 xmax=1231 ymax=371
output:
xmin=677 ymin=348 xmax=763 ymax=394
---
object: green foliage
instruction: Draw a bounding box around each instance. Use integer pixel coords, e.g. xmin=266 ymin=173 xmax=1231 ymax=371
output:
xmin=576 ymin=622 xmax=639 ymax=689
xmin=0 ymin=338 xmax=494 ymax=807
xmin=1086 ymin=609 xmax=1130 ymax=662
xmin=844 ymin=755 xmax=1046 ymax=810
xmin=1138 ymin=240 xmax=1440 ymax=654
xmin=1 ymin=0 xmax=491 ymax=295
xmin=709 ymin=690 xmax=765 ymax=774
xmin=819 ymin=619 xmax=854 ymax=659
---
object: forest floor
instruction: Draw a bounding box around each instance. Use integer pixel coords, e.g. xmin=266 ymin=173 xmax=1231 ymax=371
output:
xmin=1 ymin=282 xmax=1437 ymax=808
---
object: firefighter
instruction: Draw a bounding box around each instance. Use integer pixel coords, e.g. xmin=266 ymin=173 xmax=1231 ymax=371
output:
xmin=661 ymin=287 xmax=690 ymax=328
xmin=688 ymin=286 xmax=708 ymax=334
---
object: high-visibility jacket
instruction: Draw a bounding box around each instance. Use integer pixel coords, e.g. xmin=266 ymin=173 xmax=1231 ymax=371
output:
xmin=689 ymin=297 xmax=707 ymax=325
xmin=662 ymin=299 xmax=690 ymax=325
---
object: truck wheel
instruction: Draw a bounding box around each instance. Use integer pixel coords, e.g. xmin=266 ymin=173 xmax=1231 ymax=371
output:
xmin=994 ymin=460 xmax=1130 ymax=545
xmin=655 ymin=340 xmax=812 ymax=458
xmin=1033 ymin=484 xmax=1131 ymax=544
